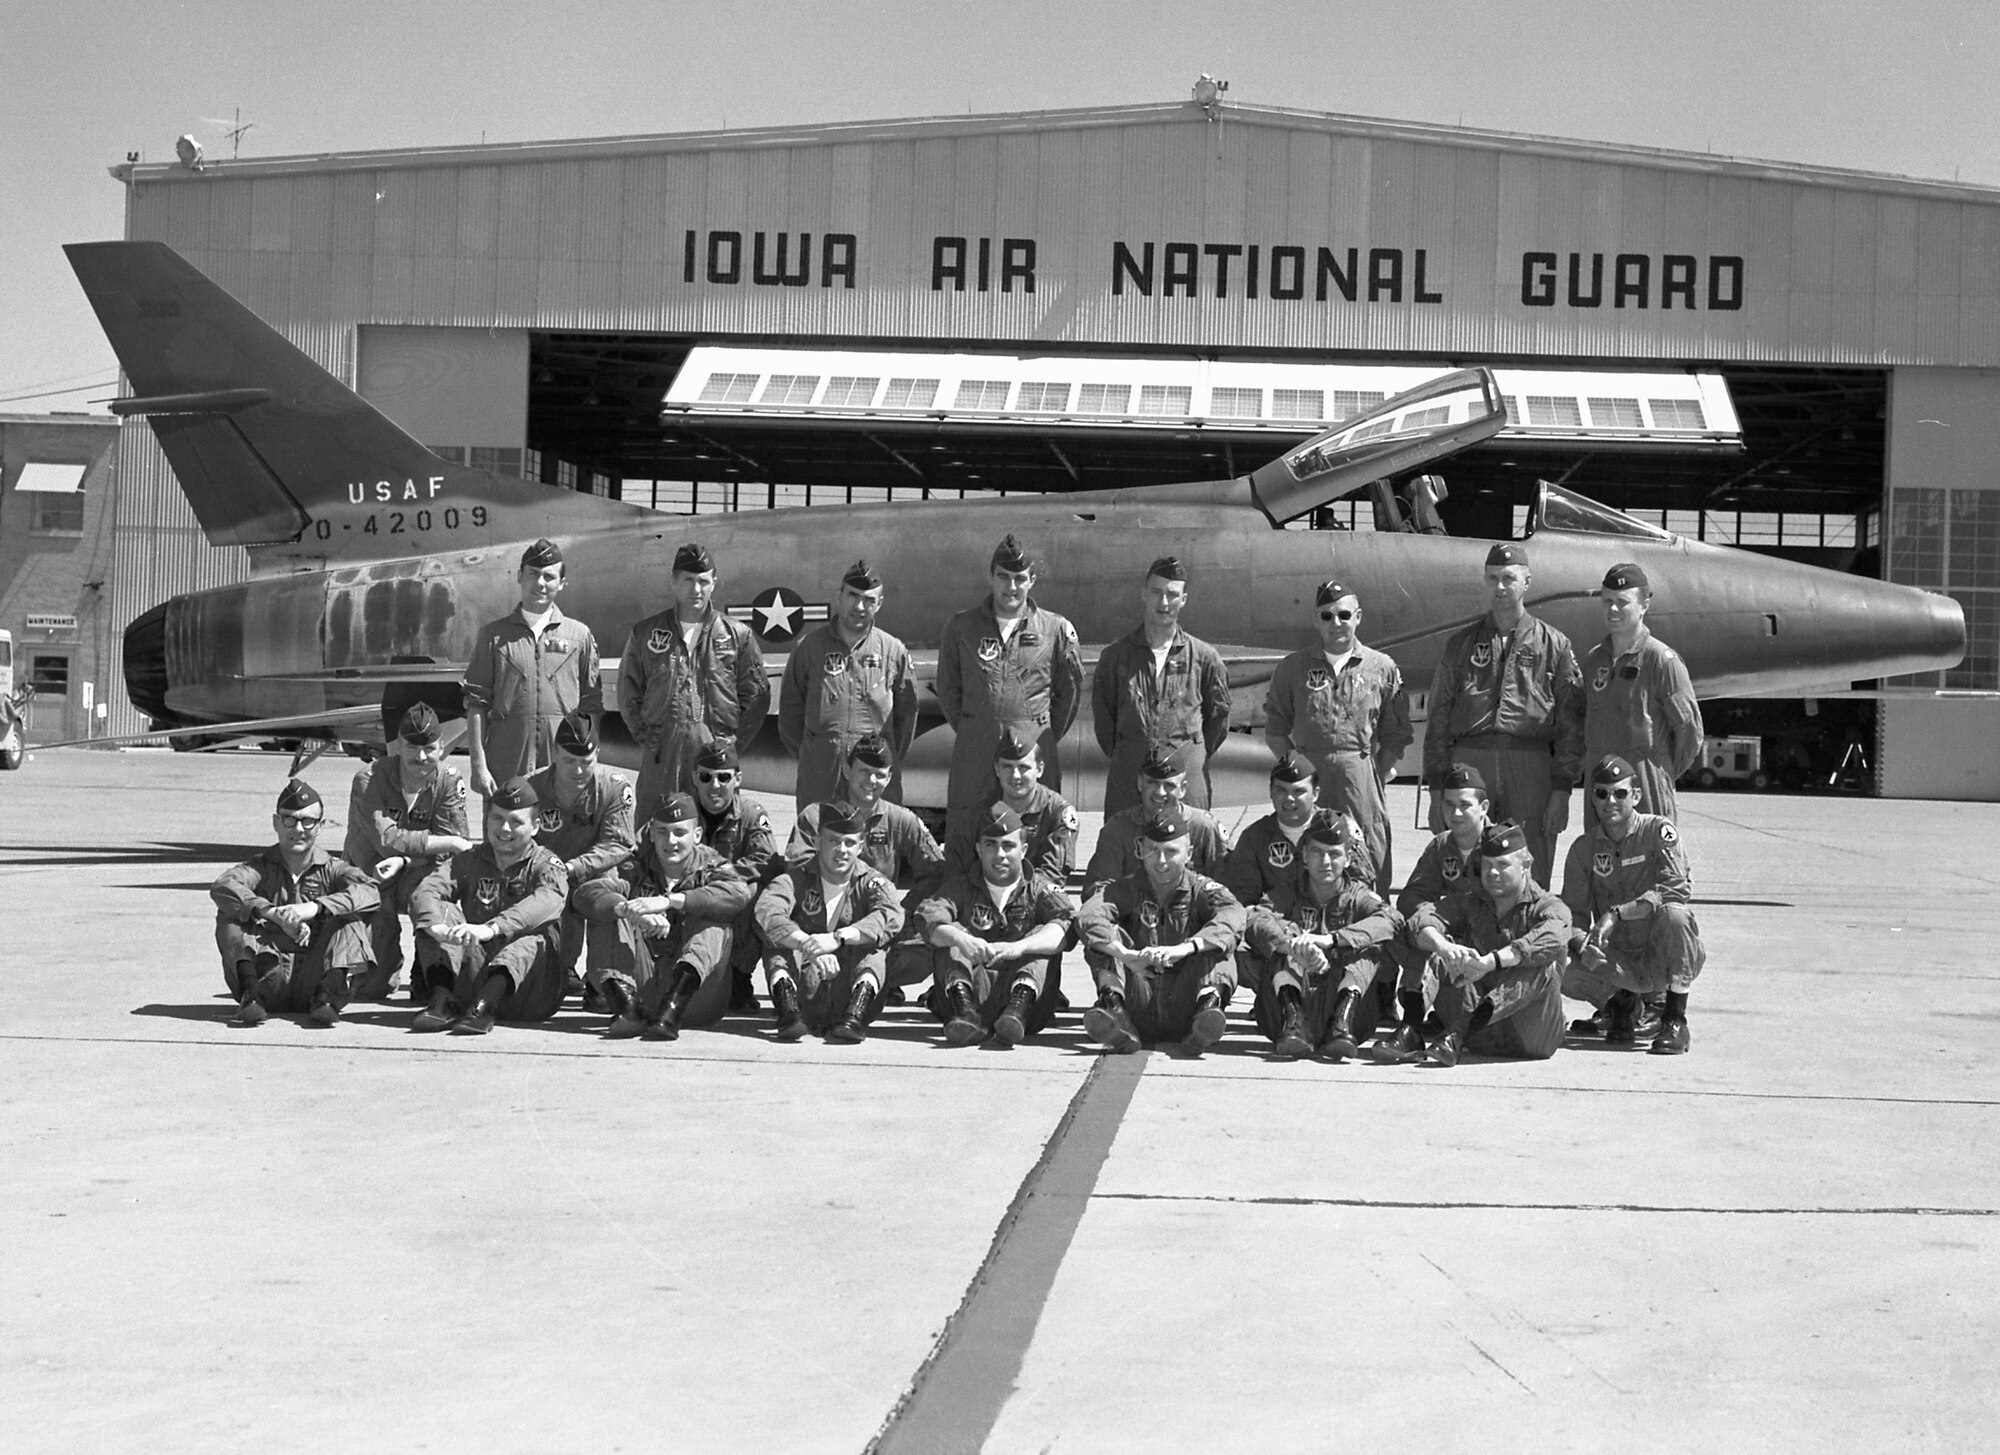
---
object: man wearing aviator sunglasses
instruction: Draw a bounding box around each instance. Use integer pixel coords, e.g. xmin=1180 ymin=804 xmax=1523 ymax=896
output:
xmin=1264 ymin=579 xmax=1414 ymax=896
xmin=689 ymin=739 xmax=779 ymax=1012
xmin=211 ymin=778 xmax=380 ymax=1028
xmin=1559 ymin=754 xmax=1704 ymax=1055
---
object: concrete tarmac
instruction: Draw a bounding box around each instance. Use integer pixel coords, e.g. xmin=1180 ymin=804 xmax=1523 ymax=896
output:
xmin=3 ymin=749 xmax=1996 ymax=1452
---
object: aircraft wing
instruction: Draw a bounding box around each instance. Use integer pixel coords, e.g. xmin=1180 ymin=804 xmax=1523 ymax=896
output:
xmin=31 ymin=704 xmax=387 ymax=752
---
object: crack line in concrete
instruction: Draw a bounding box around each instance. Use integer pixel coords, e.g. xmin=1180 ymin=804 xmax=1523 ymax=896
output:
xmin=867 ymin=1049 xmax=1149 ymax=1455
xmin=1095 ymin=1193 xmax=2000 ymax=1216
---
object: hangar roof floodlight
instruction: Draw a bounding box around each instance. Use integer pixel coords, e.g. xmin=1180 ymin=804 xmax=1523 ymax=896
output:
xmin=1192 ymin=75 xmax=1228 ymax=118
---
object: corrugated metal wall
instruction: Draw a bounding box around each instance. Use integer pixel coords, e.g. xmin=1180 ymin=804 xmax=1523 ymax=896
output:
xmin=104 ymin=107 xmax=2000 ymax=732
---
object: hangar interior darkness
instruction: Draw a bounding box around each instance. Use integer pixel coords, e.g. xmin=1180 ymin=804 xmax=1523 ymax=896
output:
xmin=522 ymin=335 xmax=1886 ymax=573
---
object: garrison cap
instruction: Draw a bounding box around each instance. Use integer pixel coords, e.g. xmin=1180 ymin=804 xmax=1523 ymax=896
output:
xmin=847 ymin=733 xmax=893 ymax=770
xmin=817 ymin=799 xmax=867 ymax=835
xmin=841 ymin=559 xmax=883 ymax=591
xmin=1479 ymin=820 xmax=1529 ymax=858
xmin=1270 ymin=751 xmax=1316 ymax=784
xmin=672 ymin=542 xmax=715 ymax=575
xmin=993 ymin=727 xmax=1037 ymax=762
xmin=1591 ymin=754 xmax=1639 ymax=787
xmin=488 ymin=776 xmax=540 ymax=811
xmin=1439 ymin=762 xmax=1488 ymax=794
xmin=1145 ymin=555 xmax=1186 ymax=583
xmin=1301 ymin=816 xmax=1359 ymax=851
xmin=694 ymin=739 xmax=739 ymax=771
xmin=1139 ymin=743 xmax=1186 ymax=781
xmin=1486 ymin=542 xmax=1529 ymax=568
xmin=521 ymin=538 xmax=563 ymax=570
xmin=397 ymin=702 xmax=441 ymax=746
xmin=1140 ymin=808 xmax=1191 ymax=843
xmin=275 ymin=778 xmax=322 ymax=814
xmin=1602 ymin=562 xmax=1650 ymax=594
xmin=990 ymin=534 xmax=1033 ymax=572
xmin=1314 ymin=579 xmax=1354 ymax=608
xmin=976 ymin=802 xmax=1026 ymax=841
xmin=554 ymin=712 xmax=597 ymax=756
xmin=650 ymin=792 xmax=700 ymax=826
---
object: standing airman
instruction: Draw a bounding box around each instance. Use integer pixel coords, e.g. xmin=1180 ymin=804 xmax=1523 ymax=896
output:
xmin=778 ymin=560 xmax=918 ymax=808
xmin=212 ymin=779 xmax=380 ymax=1027
xmin=618 ymin=542 xmax=769 ymax=825
xmin=1581 ymin=562 xmax=1704 ymax=824
xmin=462 ymin=538 xmax=602 ymax=797
xmin=1091 ymin=556 xmax=1231 ymax=817
xmin=1264 ymin=579 xmax=1414 ymax=895
xmin=1424 ymin=542 xmax=1585 ymax=884
xmin=935 ymin=533 xmax=1083 ymax=839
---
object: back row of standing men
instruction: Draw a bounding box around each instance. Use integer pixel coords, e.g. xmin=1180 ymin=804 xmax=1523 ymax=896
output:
xmin=457 ymin=530 xmax=1702 ymax=894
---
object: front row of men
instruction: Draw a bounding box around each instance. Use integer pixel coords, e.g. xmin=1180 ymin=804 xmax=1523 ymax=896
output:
xmin=213 ymin=712 xmax=1702 ymax=1060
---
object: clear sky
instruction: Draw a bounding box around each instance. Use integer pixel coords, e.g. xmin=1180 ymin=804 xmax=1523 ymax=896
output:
xmin=4 ymin=0 xmax=1995 ymax=410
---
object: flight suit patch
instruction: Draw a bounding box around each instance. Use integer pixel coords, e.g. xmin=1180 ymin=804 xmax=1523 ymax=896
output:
xmin=475 ymin=877 xmax=501 ymax=907
xmin=646 ymin=628 xmax=675 ymax=655
xmin=1138 ymin=900 xmax=1159 ymax=929
xmin=978 ymin=638 xmax=1001 ymax=662
xmin=1266 ymin=841 xmax=1295 ymax=870
xmin=1305 ymin=668 xmax=1331 ymax=692
xmin=1592 ymin=667 xmax=1611 ymax=692
xmin=1442 ymin=856 xmax=1463 ymax=882
xmin=823 ymin=654 xmax=847 ymax=676
xmin=1592 ymin=851 xmax=1615 ymax=878
xmin=802 ymin=886 xmax=823 ymax=916
xmin=970 ymin=902 xmax=997 ymax=930
xmin=1659 ymin=822 xmax=1679 ymax=844
xmin=540 ymin=808 xmax=565 ymax=833
xmin=1470 ymin=642 xmax=1492 ymax=669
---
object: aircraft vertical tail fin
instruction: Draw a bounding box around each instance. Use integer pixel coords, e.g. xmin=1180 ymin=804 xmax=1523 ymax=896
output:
xmin=65 ymin=240 xmax=646 ymax=563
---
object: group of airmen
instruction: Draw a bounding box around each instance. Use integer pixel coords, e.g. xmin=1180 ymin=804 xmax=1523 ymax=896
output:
xmin=211 ymin=528 xmax=1710 ymax=1063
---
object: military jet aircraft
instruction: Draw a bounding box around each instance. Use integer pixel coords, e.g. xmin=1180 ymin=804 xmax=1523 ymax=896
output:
xmin=54 ymin=241 xmax=1965 ymax=807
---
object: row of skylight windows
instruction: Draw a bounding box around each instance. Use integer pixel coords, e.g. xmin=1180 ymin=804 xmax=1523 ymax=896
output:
xmin=696 ymin=372 xmax=1709 ymax=430
xmin=1501 ymin=395 xmax=1708 ymax=431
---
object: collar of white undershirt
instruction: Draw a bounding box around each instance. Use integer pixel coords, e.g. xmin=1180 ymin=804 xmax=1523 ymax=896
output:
xmin=1278 ymin=818 xmax=1309 ymax=844
xmin=520 ymin=606 xmax=556 ymax=635
xmin=819 ymin=876 xmax=849 ymax=920
xmin=1323 ymin=648 xmax=1357 ymax=674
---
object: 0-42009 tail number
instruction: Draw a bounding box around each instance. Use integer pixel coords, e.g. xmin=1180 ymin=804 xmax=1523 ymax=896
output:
xmin=313 ymin=506 xmax=488 ymax=540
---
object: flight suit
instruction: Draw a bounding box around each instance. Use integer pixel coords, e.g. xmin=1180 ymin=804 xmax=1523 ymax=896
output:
xmin=1263 ymin=644 xmax=1414 ymax=896
xmin=1392 ymin=828 xmax=1485 ymax=999
xmin=777 ymin=623 xmax=918 ymax=808
xmin=1406 ymin=883 xmax=1571 ymax=1060
xmin=1581 ymin=627 xmax=1704 ymax=823
xmin=1243 ymin=870 xmax=1403 ymax=1049
xmin=935 ymin=596 xmax=1083 ymax=838
xmin=1082 ymin=803 xmax=1228 ymax=901
xmin=409 ymin=842 xmax=570 ymax=1022
xmin=1078 ymin=870 xmax=1246 ymax=1045
xmin=1424 ymin=612 xmax=1584 ymax=884
xmin=343 ymin=757 xmax=471 ymax=999
xmin=752 ymin=857 xmax=906 ymax=1033
xmin=700 ymin=794 xmax=781 ymax=988
xmin=618 ymin=607 xmax=769 ymax=824
xmin=1091 ymin=628 xmax=1232 ymax=817
xmin=1217 ymin=809 xmax=1339 ymax=908
xmin=211 ymin=846 xmax=380 ymax=1012
xmin=526 ymin=763 xmax=638 ymax=984
xmin=912 ymin=869 xmax=1075 ymax=1037
xmin=462 ymin=606 xmax=603 ymax=783
xmin=1558 ymin=813 xmax=1706 ymax=1006
xmin=571 ymin=843 xmax=752 ymax=1028
xmin=789 ymin=798 xmax=947 ymax=991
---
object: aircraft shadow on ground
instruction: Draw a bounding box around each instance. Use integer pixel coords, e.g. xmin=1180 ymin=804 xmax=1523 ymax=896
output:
xmin=0 ymin=842 xmax=245 ymax=869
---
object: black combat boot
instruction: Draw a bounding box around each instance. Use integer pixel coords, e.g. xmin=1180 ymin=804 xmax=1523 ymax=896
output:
xmin=1423 ymin=1027 xmax=1463 ymax=1067
xmin=1272 ymin=986 xmax=1311 ymax=1060
xmin=306 ymin=965 xmax=350 ymax=1027
xmin=412 ymin=984 xmax=455 ymax=1033
xmin=1604 ymin=990 xmax=1639 ymax=1045
xmin=825 ymin=980 xmax=874 ymax=1043
xmin=1319 ymin=987 xmax=1361 ymax=1062
xmin=1182 ymin=987 xmax=1227 ymax=1056
xmin=1374 ymin=990 xmax=1428 ymax=1063
xmin=1082 ymin=990 xmax=1141 ymax=1054
xmin=648 ymin=967 xmax=703 ymax=1042
xmin=230 ymin=990 xmax=269 ymax=1028
xmin=1650 ymin=989 xmax=1691 ymax=1055
xmin=770 ymin=977 xmax=807 ymax=1042
xmin=943 ymin=982 xmax=986 ymax=1045
xmin=992 ymin=982 xmax=1037 ymax=1046
xmin=450 ymin=974 xmax=507 ymax=1035
xmin=603 ymin=978 xmax=646 ymax=1039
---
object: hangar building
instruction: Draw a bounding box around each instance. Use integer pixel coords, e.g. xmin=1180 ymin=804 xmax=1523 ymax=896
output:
xmin=96 ymin=99 xmax=2000 ymax=795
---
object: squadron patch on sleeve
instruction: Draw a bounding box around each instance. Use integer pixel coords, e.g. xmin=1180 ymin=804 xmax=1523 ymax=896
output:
xmin=1060 ymin=804 xmax=1079 ymax=832
xmin=1658 ymin=821 xmax=1679 ymax=844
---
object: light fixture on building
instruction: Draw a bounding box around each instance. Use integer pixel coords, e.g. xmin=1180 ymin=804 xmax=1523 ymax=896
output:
xmin=1191 ymin=75 xmax=1228 ymax=120
xmin=175 ymin=135 xmax=205 ymax=172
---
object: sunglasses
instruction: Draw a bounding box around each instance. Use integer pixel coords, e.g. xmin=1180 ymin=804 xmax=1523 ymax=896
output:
xmin=278 ymin=813 xmax=324 ymax=829
xmin=1592 ymin=788 xmax=1634 ymax=801
xmin=1318 ymin=609 xmax=1357 ymax=622
xmin=693 ymin=770 xmax=737 ymax=785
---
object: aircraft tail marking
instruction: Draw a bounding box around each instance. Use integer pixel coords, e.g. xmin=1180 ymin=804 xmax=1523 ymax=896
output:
xmin=65 ymin=240 xmax=646 ymax=563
